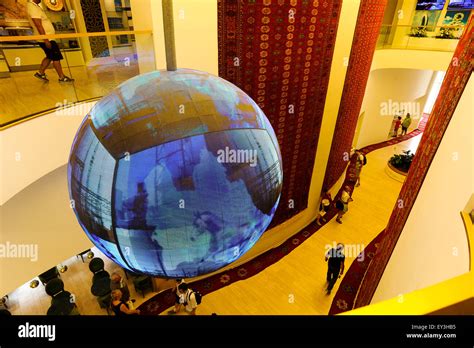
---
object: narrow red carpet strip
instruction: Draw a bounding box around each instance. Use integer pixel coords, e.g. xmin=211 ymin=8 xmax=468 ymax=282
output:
xmin=138 ymin=129 xmax=423 ymax=315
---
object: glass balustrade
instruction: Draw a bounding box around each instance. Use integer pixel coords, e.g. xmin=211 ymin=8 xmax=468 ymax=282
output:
xmin=0 ymin=31 xmax=154 ymax=127
xmin=376 ymin=24 xmax=463 ymax=52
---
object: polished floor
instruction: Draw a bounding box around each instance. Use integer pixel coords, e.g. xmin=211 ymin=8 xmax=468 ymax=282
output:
xmin=5 ymin=247 xmax=157 ymax=316
xmin=3 ymin=134 xmax=421 ymax=315
xmin=0 ymin=60 xmax=139 ymax=125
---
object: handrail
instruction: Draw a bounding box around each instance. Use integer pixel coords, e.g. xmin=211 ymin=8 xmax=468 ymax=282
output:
xmin=379 ymin=24 xmax=466 ymax=28
xmin=461 ymin=211 xmax=474 ymax=271
xmin=342 ymin=212 xmax=474 ymax=315
xmin=0 ymin=97 xmax=102 ymax=131
xmin=0 ymin=30 xmax=152 ymax=42
xmin=342 ymin=272 xmax=473 ymax=315
xmin=0 ymin=29 xmax=154 ymax=128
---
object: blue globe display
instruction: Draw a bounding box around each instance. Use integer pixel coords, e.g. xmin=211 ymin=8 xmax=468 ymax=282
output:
xmin=68 ymin=69 xmax=283 ymax=278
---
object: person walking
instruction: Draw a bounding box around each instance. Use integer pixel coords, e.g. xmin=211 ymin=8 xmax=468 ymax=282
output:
xmin=354 ymin=151 xmax=366 ymax=187
xmin=393 ymin=116 xmax=402 ymax=137
xmin=325 ymin=243 xmax=345 ymax=295
xmin=401 ymin=113 xmax=412 ymax=136
xmin=27 ymin=0 xmax=74 ymax=82
xmin=111 ymin=289 xmax=140 ymax=315
xmin=177 ymin=283 xmax=199 ymax=315
xmin=335 ymin=186 xmax=353 ymax=224
xmin=167 ymin=278 xmax=186 ymax=314
xmin=316 ymin=188 xmax=332 ymax=226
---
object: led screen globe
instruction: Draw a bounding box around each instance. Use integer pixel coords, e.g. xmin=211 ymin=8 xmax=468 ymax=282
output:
xmin=68 ymin=69 xmax=283 ymax=278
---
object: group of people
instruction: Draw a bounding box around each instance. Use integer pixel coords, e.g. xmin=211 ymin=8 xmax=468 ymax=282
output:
xmin=109 ymin=273 xmax=140 ymax=316
xmin=168 ymin=279 xmax=200 ymax=315
xmin=314 ymin=150 xmax=369 ymax=295
xmin=392 ymin=113 xmax=412 ymax=137
xmin=108 ymin=273 xmax=200 ymax=316
xmin=316 ymin=150 xmax=366 ymax=226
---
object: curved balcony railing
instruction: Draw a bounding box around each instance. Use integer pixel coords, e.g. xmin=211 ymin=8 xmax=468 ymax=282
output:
xmin=376 ymin=24 xmax=464 ymax=52
xmin=0 ymin=30 xmax=153 ymax=128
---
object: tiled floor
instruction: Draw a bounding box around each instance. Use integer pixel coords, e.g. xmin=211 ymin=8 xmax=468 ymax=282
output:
xmin=0 ymin=58 xmax=139 ymax=125
xmin=5 ymin=247 xmax=158 ymax=315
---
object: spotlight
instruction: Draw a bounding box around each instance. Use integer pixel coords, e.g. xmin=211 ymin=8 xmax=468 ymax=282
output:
xmin=86 ymin=251 xmax=94 ymax=259
xmin=59 ymin=265 xmax=68 ymax=273
xmin=29 ymin=280 xmax=39 ymax=289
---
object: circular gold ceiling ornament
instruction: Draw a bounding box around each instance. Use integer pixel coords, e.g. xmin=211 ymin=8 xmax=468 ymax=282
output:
xmin=44 ymin=0 xmax=64 ymax=12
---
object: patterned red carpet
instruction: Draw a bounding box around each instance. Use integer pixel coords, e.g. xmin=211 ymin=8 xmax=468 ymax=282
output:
xmin=138 ymin=128 xmax=424 ymax=315
xmin=218 ymin=0 xmax=342 ymax=227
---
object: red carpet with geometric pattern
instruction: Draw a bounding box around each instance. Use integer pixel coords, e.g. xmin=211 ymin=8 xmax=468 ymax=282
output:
xmin=218 ymin=0 xmax=342 ymax=227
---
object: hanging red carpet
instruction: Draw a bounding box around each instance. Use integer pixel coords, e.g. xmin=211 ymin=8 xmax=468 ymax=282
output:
xmin=323 ymin=0 xmax=388 ymax=191
xmin=218 ymin=0 xmax=342 ymax=227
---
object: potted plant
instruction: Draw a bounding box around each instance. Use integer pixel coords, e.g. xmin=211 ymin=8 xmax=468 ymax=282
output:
xmin=410 ymin=26 xmax=427 ymax=37
xmin=389 ymin=150 xmax=415 ymax=174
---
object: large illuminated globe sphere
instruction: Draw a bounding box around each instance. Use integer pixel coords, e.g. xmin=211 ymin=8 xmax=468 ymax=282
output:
xmin=68 ymin=69 xmax=283 ymax=278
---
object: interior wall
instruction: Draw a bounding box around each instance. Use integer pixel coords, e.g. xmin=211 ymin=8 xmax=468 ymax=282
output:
xmin=356 ymin=68 xmax=433 ymax=149
xmin=0 ymin=104 xmax=93 ymax=206
xmin=382 ymin=0 xmax=399 ymax=25
xmin=130 ymin=0 xmax=217 ymax=74
xmin=371 ymin=49 xmax=453 ymax=71
xmin=173 ymin=0 xmax=218 ymax=75
xmin=372 ymin=75 xmax=473 ymax=303
xmin=129 ymin=0 xmax=160 ymax=73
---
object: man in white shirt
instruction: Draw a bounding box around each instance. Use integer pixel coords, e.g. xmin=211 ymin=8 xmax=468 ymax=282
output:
xmin=27 ymin=0 xmax=74 ymax=82
xmin=177 ymin=283 xmax=198 ymax=315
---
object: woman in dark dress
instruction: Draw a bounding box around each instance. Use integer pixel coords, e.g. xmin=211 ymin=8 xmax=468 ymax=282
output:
xmin=111 ymin=289 xmax=140 ymax=316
